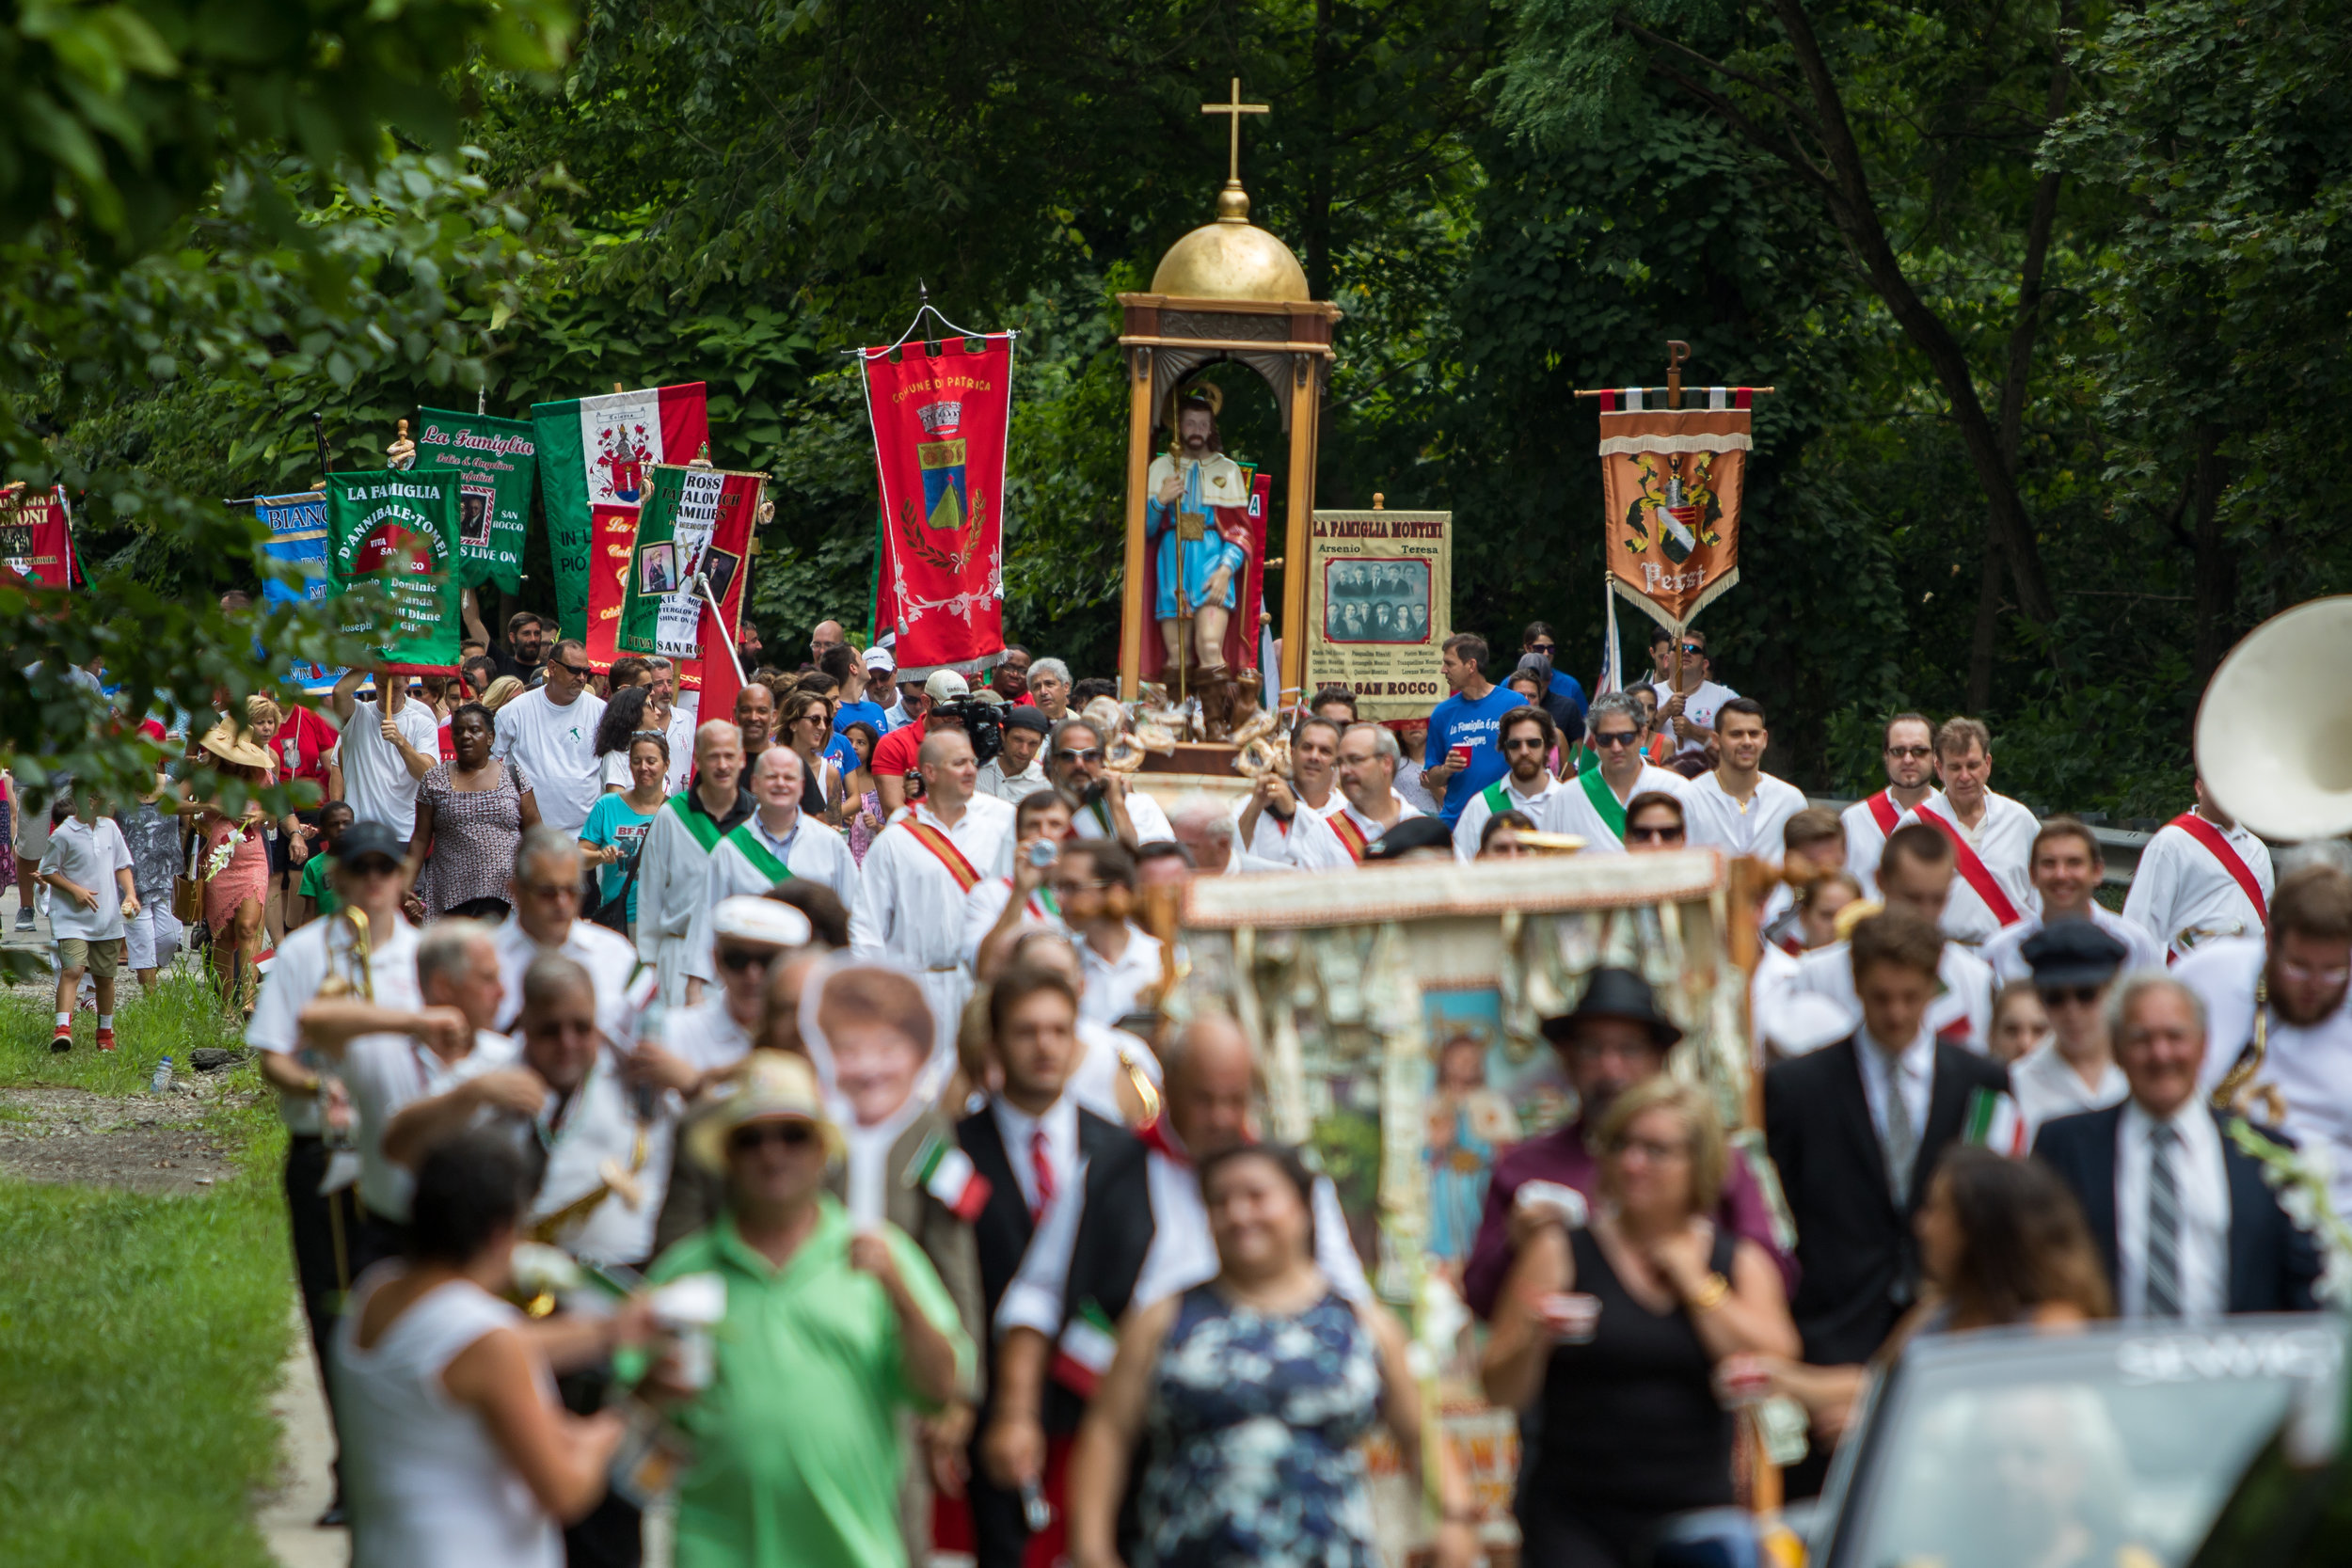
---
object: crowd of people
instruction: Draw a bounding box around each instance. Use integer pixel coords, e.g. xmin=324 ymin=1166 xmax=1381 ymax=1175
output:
xmin=8 ymin=597 xmax=2345 ymax=1568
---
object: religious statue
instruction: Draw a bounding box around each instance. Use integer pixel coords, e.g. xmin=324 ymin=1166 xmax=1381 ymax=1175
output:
xmin=1144 ymin=388 xmax=1260 ymax=735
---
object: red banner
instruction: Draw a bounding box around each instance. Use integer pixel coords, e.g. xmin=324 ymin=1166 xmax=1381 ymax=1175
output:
xmin=0 ymin=484 xmax=79 ymax=589
xmin=567 ymin=384 xmax=709 ymax=672
xmin=862 ymin=334 xmax=1014 ymax=673
xmin=1598 ymin=389 xmax=1753 ymax=632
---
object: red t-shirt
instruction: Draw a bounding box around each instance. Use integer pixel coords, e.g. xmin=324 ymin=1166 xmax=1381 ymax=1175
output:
xmin=273 ymin=704 xmax=340 ymax=787
xmin=872 ymin=722 xmax=926 ymax=781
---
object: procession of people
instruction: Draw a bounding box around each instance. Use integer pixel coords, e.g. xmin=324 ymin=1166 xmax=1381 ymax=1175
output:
xmin=10 ymin=594 xmax=2339 ymax=1568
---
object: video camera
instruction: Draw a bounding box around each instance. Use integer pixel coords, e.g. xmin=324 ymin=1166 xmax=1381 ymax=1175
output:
xmin=930 ymin=696 xmax=1005 ymax=768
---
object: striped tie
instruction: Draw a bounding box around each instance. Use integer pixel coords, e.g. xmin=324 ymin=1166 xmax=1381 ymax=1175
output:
xmin=1883 ymin=1065 xmax=1917 ymax=1208
xmin=2146 ymin=1121 xmax=2184 ymax=1319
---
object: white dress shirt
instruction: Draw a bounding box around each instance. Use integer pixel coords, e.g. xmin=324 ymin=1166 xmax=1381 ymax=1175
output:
xmin=666 ymin=993 xmax=754 ymax=1077
xmin=1236 ymin=787 xmax=1343 ymax=863
xmin=1791 ymin=939 xmax=1994 ymax=1054
xmin=488 ymin=916 xmax=637 ymax=1046
xmin=1981 ymin=906 xmax=2167 ymax=982
xmin=977 ymin=755 xmax=1049 ymax=803
xmin=1284 ymin=796 xmax=1423 ymax=871
xmin=850 ymin=797 xmax=1017 ymax=1057
xmin=1903 ymin=792 xmax=2042 ymax=947
xmin=1070 ymin=787 xmax=1174 ymax=847
xmin=529 ymin=1044 xmax=677 ymax=1267
xmin=1853 ymin=1026 xmax=1935 ymax=1177
xmin=2009 ymin=1044 xmax=2128 ymax=1140
xmin=246 ymin=914 xmax=422 ymax=1135
xmin=2123 ymin=815 xmax=2275 ymax=960
xmin=960 ymin=875 xmax=1068 ymax=970
xmin=1681 ymin=770 xmax=1810 ymax=864
xmin=2115 ymin=1100 xmax=2231 ymax=1321
xmin=1077 ymin=924 xmax=1164 ymax=1026
xmin=1538 ymin=764 xmax=1687 ymax=854
xmin=1839 ymin=786 xmax=1941 ymax=900
xmin=1450 ymin=773 xmax=1566 ymax=862
xmin=344 ymin=1030 xmax=520 ymax=1220
xmin=990 ymin=1093 xmax=1081 ymax=1217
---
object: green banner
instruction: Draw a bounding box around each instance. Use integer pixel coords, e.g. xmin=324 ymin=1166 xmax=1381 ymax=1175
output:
xmin=326 ymin=468 xmax=463 ymax=673
xmin=412 ymin=409 xmax=533 ymax=594
xmin=616 ymin=465 xmax=690 ymax=656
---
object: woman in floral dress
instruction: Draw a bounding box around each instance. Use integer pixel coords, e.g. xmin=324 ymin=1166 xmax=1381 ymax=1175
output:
xmin=1065 ymin=1145 xmax=1476 ymax=1568
xmin=406 ymin=703 xmax=540 ymax=919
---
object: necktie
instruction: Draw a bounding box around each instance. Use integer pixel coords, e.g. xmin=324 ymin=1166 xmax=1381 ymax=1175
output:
xmin=1030 ymin=1124 xmax=1056 ymax=1222
xmin=2146 ymin=1121 xmax=2184 ymax=1319
xmin=1883 ymin=1056 xmax=1917 ymax=1208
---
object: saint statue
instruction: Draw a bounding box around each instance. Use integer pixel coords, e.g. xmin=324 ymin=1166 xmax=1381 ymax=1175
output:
xmin=1144 ymin=390 xmax=1257 ymax=727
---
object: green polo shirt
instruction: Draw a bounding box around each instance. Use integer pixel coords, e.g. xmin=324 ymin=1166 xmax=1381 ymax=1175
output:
xmin=298 ymin=853 xmax=342 ymax=916
xmin=649 ymin=1195 xmax=973 ymax=1568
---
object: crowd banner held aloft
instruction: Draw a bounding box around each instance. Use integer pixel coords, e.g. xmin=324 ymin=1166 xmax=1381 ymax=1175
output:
xmin=859 ymin=328 xmax=1015 ymax=675
xmin=617 ymin=461 xmax=762 ymax=660
xmin=0 ymin=483 xmax=80 ymax=589
xmin=1303 ymin=501 xmax=1453 ymax=721
xmin=257 ymin=490 xmax=343 ymax=690
xmin=1591 ymin=361 xmax=1766 ymax=637
xmin=411 ymin=408 xmax=534 ymax=594
xmin=326 ymin=468 xmax=463 ymax=673
xmin=530 ymin=381 xmax=710 ymax=664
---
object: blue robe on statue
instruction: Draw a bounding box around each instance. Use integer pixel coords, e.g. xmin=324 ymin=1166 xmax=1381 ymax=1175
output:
xmin=1146 ymin=452 xmax=1248 ymax=621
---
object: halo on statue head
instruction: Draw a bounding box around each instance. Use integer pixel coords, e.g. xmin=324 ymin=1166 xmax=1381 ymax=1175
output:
xmin=1162 ymin=378 xmax=1225 ymax=436
xmin=796 ymin=953 xmax=958 ymax=1229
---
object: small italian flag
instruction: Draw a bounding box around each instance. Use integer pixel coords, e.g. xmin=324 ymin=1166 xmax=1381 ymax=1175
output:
xmin=910 ymin=1131 xmax=991 ymax=1222
xmin=1963 ymin=1085 xmax=2027 ymax=1157
xmin=1052 ymin=1302 xmax=1119 ymax=1399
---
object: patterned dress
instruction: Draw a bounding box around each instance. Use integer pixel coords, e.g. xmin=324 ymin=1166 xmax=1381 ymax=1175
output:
xmin=418 ymin=759 xmax=532 ymax=917
xmin=1140 ymin=1287 xmax=1383 ymax=1568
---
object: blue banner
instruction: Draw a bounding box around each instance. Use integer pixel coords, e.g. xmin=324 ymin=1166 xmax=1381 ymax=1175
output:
xmin=259 ymin=491 xmax=344 ymax=691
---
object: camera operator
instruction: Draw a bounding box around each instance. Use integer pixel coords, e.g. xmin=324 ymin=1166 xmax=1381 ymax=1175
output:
xmin=870 ymin=671 xmax=1003 ymax=819
xmin=1048 ymin=716 xmax=1175 ymax=848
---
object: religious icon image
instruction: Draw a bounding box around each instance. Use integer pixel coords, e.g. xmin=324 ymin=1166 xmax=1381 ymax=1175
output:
xmin=458 ymin=487 xmax=493 ymax=547
xmin=637 ymin=542 xmax=676 ymax=595
xmin=1422 ymin=994 xmax=1521 ymax=1270
xmin=1324 ymin=557 xmax=1430 ymax=643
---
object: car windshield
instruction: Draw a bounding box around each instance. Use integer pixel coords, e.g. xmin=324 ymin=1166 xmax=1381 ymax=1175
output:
xmin=1825 ymin=1318 xmax=2345 ymax=1568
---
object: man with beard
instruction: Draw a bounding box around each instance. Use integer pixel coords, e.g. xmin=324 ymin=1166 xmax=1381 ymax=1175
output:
xmin=1046 ymin=716 xmax=1173 ymax=847
xmin=1234 ymin=715 xmax=1345 ymax=862
xmin=2180 ymin=863 xmax=2352 ymax=1215
xmin=1450 ymin=705 xmax=1565 ymax=862
xmin=1145 ymin=392 xmax=1250 ymax=679
xmin=1841 ymin=712 xmax=1942 ymax=899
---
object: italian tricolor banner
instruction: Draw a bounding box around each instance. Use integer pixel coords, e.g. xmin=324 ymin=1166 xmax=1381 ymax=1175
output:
xmin=616 ymin=465 xmax=761 ymax=660
xmin=530 ymin=383 xmax=709 ymax=667
xmin=325 ymin=469 xmax=463 ymax=674
xmin=911 ymin=1130 xmax=991 ymax=1222
xmin=1051 ymin=1301 xmax=1120 ymax=1399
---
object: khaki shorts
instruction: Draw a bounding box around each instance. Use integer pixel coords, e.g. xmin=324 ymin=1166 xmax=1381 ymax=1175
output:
xmin=57 ymin=938 xmax=122 ymax=978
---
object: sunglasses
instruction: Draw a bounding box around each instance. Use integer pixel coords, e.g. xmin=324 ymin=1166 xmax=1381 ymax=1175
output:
xmin=1679 ymin=643 xmax=1705 ymax=656
xmin=1504 ymin=736 xmax=1549 ymax=752
xmin=1055 ymin=748 xmax=1102 ymax=764
xmin=2038 ymin=985 xmax=2105 ymax=1007
xmin=1628 ymin=824 xmax=1685 ymax=844
xmin=1528 ymin=641 xmax=1556 ymax=655
xmin=1885 ymin=745 xmax=1932 ymax=759
xmin=552 ymin=661 xmax=594 ymax=680
xmin=1592 ymin=730 xmax=1641 ymax=749
xmin=346 ymin=857 xmax=404 ymax=879
xmin=728 ymin=1120 xmax=817 ymax=1153
xmin=716 ymin=947 xmax=773 ymax=974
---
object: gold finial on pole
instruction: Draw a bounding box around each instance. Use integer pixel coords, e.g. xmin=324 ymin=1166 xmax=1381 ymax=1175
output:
xmin=1201 ymin=77 xmax=1270 ymax=223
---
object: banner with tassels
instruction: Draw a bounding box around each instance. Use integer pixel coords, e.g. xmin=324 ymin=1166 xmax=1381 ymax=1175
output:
xmin=616 ymin=463 xmax=762 ymax=660
xmin=1597 ymin=385 xmax=1755 ymax=632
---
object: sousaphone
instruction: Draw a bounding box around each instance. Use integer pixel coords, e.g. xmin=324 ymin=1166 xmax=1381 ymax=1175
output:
xmin=2197 ymin=595 xmax=2352 ymax=841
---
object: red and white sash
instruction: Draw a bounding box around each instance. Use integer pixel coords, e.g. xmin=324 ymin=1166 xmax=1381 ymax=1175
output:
xmin=2171 ymin=812 xmax=2268 ymax=927
xmin=1917 ymin=810 xmax=2023 ymax=928
xmin=1865 ymin=788 xmax=1902 ymax=836
xmin=1327 ymin=811 xmax=1371 ymax=863
xmin=901 ymin=818 xmax=982 ymax=894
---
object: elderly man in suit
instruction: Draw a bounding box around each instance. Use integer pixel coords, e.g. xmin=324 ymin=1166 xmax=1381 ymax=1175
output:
xmin=2032 ymin=973 xmax=2320 ymax=1319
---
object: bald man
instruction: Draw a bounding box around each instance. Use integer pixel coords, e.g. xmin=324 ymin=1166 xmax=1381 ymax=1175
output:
xmin=632 ymin=719 xmax=754 ymax=1007
xmin=681 ymin=745 xmax=860 ymax=1001
xmin=850 ymin=728 xmax=1017 ymax=1053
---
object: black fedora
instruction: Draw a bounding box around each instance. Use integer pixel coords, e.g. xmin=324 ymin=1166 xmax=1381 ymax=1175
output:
xmin=1538 ymin=965 xmax=1683 ymax=1049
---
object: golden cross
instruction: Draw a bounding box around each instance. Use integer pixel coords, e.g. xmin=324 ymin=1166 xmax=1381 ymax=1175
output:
xmin=1201 ymin=77 xmax=1269 ymax=185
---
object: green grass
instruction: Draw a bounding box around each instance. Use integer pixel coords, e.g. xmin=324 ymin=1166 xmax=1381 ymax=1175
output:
xmin=0 ymin=970 xmax=293 ymax=1567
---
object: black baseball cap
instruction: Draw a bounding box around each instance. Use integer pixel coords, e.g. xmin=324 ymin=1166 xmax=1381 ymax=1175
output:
xmin=334 ymin=821 xmax=408 ymax=869
xmin=2020 ymin=921 xmax=2129 ymax=989
xmin=1003 ymin=705 xmax=1052 ymax=736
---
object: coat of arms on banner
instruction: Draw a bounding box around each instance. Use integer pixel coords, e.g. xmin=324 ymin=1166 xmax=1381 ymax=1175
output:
xmin=595 ymin=416 xmax=652 ymax=505
xmin=1622 ymin=452 xmax=1725 ymax=565
xmin=898 ymin=393 xmax=987 ymax=574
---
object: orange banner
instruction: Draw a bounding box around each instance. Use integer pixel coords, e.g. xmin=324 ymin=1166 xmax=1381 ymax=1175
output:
xmin=1599 ymin=404 xmax=1749 ymax=632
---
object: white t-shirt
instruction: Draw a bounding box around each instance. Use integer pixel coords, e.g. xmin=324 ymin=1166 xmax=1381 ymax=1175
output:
xmin=246 ymin=916 xmax=423 ymax=1134
xmin=344 ymin=1031 xmax=521 ymax=1221
xmin=341 ymin=698 xmax=439 ymax=835
xmin=1648 ymin=679 xmax=1740 ymax=757
xmin=493 ymin=688 xmax=608 ymax=832
xmin=1681 ymin=770 xmax=1809 ymax=864
xmin=40 ymin=816 xmax=133 ymax=941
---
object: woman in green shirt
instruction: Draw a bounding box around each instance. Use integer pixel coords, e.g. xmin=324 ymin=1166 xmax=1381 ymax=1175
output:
xmin=652 ymin=1052 xmax=971 ymax=1568
xmin=580 ymin=733 xmax=667 ymax=932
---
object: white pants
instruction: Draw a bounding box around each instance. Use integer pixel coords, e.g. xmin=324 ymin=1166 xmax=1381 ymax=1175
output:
xmin=125 ymin=905 xmax=184 ymax=973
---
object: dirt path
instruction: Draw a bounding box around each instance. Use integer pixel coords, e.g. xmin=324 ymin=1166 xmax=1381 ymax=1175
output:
xmin=0 ymin=1084 xmax=244 ymax=1192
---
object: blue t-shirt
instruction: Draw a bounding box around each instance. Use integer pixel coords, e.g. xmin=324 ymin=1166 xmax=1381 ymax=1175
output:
xmin=824 ymin=732 xmax=859 ymax=777
xmin=833 ymin=700 xmax=889 ymax=743
xmin=1427 ymin=685 xmax=1526 ymax=826
xmin=1548 ymin=671 xmax=1589 ymax=716
xmin=580 ymin=793 xmax=660 ymax=923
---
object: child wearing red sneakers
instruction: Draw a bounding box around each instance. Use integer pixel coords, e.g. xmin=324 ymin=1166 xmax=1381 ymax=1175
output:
xmin=38 ymin=791 xmax=136 ymax=1052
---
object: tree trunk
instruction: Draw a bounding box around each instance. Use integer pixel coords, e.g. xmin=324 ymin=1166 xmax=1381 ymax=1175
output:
xmin=2190 ymin=424 xmax=2233 ymax=682
xmin=1765 ymin=0 xmax=2058 ymax=626
xmin=1304 ymin=0 xmax=1337 ymax=305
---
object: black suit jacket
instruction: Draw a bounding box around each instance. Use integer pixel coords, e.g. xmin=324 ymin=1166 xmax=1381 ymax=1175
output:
xmin=1765 ymin=1035 xmax=2010 ymax=1365
xmin=2031 ymin=1103 xmax=2321 ymax=1314
xmin=956 ymin=1101 xmax=1154 ymax=1431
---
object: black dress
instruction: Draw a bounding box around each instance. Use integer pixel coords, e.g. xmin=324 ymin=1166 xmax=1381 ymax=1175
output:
xmin=1518 ymin=1227 xmax=1739 ymax=1568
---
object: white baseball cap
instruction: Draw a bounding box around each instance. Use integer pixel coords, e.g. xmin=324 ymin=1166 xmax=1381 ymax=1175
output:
xmin=710 ymin=896 xmax=814 ymax=950
xmin=862 ymin=644 xmax=896 ymax=674
xmin=922 ymin=670 xmax=970 ymax=703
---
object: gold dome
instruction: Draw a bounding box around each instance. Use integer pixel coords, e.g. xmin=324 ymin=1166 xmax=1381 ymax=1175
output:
xmin=1149 ymin=183 xmax=1311 ymax=303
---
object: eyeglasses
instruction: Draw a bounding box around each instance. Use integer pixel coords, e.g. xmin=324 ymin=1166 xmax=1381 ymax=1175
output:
xmin=1048 ymin=879 xmax=1106 ymax=897
xmin=716 ymin=947 xmax=773 ymax=974
xmin=728 ymin=1120 xmax=817 ymax=1153
xmin=1628 ymin=824 xmax=1685 ymax=844
xmin=2281 ymin=960 xmax=2352 ymax=986
xmin=520 ymin=881 xmax=579 ymax=902
xmin=1055 ymin=748 xmax=1102 ymax=764
xmin=1885 ymin=745 xmax=1932 ymax=759
xmin=2037 ymin=985 xmax=2105 ymax=1008
xmin=1592 ymin=730 xmax=1641 ymax=749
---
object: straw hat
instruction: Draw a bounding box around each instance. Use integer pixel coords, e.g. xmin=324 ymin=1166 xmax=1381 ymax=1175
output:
xmin=199 ymin=720 xmax=273 ymax=771
xmin=682 ymin=1050 xmax=845 ymax=1174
